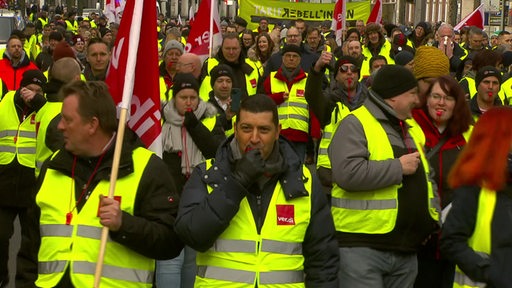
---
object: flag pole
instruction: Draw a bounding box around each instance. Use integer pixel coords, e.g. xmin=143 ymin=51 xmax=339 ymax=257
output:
xmin=209 ymin=0 xmax=214 ymax=58
xmin=93 ymin=0 xmax=144 ymax=286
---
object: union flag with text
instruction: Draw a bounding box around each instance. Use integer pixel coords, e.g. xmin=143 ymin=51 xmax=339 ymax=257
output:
xmin=105 ymin=0 xmax=162 ymax=155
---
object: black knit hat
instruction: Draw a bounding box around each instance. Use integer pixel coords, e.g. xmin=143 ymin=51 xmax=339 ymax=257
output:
xmin=20 ymin=69 xmax=47 ymax=89
xmin=372 ymin=65 xmax=417 ymax=99
xmin=172 ymin=73 xmax=199 ymax=96
xmin=234 ymin=16 xmax=247 ymax=27
xmin=475 ymin=66 xmax=502 ymax=88
xmin=210 ymin=64 xmax=234 ymax=87
xmin=281 ymin=44 xmax=302 ymax=56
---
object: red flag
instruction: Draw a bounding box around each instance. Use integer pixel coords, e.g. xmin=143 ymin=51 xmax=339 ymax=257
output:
xmin=366 ymin=0 xmax=382 ymax=24
xmin=454 ymin=4 xmax=485 ymax=30
xmin=104 ymin=0 xmax=126 ymax=24
xmin=105 ymin=0 xmax=162 ymax=155
xmin=185 ymin=0 xmax=221 ymax=57
xmin=331 ymin=0 xmax=347 ymax=46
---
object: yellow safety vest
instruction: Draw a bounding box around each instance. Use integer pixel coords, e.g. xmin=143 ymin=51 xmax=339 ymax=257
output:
xmin=316 ymin=102 xmax=351 ymax=170
xmin=331 ymin=106 xmax=438 ymax=233
xmin=452 ymin=187 xmax=495 ymax=288
xmin=199 ymin=58 xmax=260 ymax=101
xmin=0 ymin=91 xmax=37 ymax=168
xmin=36 ymin=148 xmax=155 ymax=288
xmin=270 ymin=72 xmax=309 ymax=134
xmin=360 ymin=41 xmax=395 ymax=79
xmin=34 ymin=101 xmax=62 ymax=176
xmin=65 ymin=20 xmax=78 ymax=33
xmin=464 ymin=76 xmax=507 ymax=103
xmin=195 ymin=159 xmax=312 ymax=287
xmin=159 ymin=76 xmax=170 ymax=105
xmin=38 ymin=17 xmax=48 ymax=29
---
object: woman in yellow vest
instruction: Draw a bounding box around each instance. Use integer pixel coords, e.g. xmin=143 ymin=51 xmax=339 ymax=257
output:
xmin=441 ymin=106 xmax=512 ymax=288
xmin=158 ymin=73 xmax=225 ymax=288
xmin=412 ymin=75 xmax=474 ymax=288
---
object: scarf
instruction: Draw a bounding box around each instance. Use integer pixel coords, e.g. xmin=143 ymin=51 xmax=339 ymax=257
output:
xmin=162 ymin=101 xmax=208 ymax=176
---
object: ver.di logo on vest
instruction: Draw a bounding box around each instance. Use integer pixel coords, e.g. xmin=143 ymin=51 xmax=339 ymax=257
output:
xmin=276 ymin=204 xmax=295 ymax=225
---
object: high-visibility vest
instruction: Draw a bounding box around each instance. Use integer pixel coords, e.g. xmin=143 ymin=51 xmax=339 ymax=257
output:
xmin=36 ymin=148 xmax=155 ymax=288
xmin=331 ymin=106 xmax=438 ymax=233
xmin=65 ymin=20 xmax=78 ymax=33
xmin=452 ymin=187 xmax=495 ymax=288
xmin=199 ymin=58 xmax=260 ymax=101
xmin=0 ymin=91 xmax=37 ymax=168
xmin=270 ymin=72 xmax=309 ymax=134
xmin=316 ymin=102 xmax=351 ymax=170
xmin=38 ymin=17 xmax=48 ymax=29
xmin=34 ymin=101 xmax=62 ymax=176
xmin=194 ymin=159 xmax=312 ymax=287
xmin=360 ymin=41 xmax=395 ymax=79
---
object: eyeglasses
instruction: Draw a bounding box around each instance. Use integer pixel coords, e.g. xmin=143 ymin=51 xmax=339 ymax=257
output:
xmin=287 ymin=34 xmax=300 ymax=38
xmin=339 ymin=65 xmax=359 ymax=73
xmin=430 ymin=93 xmax=455 ymax=102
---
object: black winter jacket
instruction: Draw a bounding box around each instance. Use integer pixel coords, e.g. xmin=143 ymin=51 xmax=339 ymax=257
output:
xmin=175 ymin=136 xmax=339 ymax=287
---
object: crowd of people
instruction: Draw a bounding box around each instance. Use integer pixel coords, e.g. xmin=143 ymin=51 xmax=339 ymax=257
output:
xmin=0 ymin=5 xmax=512 ymax=288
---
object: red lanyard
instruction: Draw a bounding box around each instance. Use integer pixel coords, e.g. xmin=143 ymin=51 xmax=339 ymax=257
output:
xmin=66 ymin=152 xmax=106 ymax=225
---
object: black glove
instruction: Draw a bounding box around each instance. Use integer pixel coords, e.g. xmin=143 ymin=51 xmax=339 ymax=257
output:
xmin=232 ymin=149 xmax=265 ymax=187
xmin=183 ymin=110 xmax=199 ymax=129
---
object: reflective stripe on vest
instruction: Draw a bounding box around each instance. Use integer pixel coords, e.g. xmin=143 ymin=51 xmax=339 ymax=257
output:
xmin=317 ymin=102 xmax=352 ymax=169
xmin=199 ymin=58 xmax=260 ymax=101
xmin=210 ymin=239 xmax=302 ymax=255
xmin=0 ymin=91 xmax=37 ymax=167
xmin=36 ymin=148 xmax=155 ymax=288
xmin=195 ymin=159 xmax=311 ymax=287
xmin=270 ymin=72 xmax=309 ymax=133
xmin=453 ymin=188 xmax=494 ymax=288
xmin=197 ymin=266 xmax=304 ymax=284
xmin=35 ymin=101 xmax=63 ymax=176
xmin=39 ymin=260 xmax=153 ymax=283
xmin=331 ymin=105 xmax=438 ymax=234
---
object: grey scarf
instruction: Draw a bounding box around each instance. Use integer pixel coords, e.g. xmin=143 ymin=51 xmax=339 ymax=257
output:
xmin=162 ymin=101 xmax=208 ymax=175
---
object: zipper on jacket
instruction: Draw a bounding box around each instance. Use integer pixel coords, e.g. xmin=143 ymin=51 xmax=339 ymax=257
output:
xmin=256 ymin=195 xmax=263 ymax=234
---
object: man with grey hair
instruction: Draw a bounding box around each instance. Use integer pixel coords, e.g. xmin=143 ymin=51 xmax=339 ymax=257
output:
xmin=435 ymin=23 xmax=468 ymax=74
xmin=263 ymin=26 xmax=320 ymax=78
xmin=462 ymin=26 xmax=485 ymax=53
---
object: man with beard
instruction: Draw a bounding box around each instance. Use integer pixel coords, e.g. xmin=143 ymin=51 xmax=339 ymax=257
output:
xmin=0 ymin=36 xmax=39 ymax=91
xmin=199 ymin=33 xmax=260 ymax=101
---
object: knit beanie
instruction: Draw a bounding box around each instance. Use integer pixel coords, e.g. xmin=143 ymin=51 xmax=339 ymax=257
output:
xmin=53 ymin=41 xmax=76 ymax=61
xmin=163 ymin=40 xmax=184 ymax=57
xmin=394 ymin=51 xmax=414 ymax=66
xmin=173 ymin=73 xmax=199 ymax=96
xmin=502 ymin=51 xmax=512 ymax=68
xmin=281 ymin=44 xmax=302 ymax=56
xmin=415 ymin=21 xmax=431 ymax=35
xmin=49 ymin=31 xmax=63 ymax=41
xmin=475 ymin=66 xmax=502 ymax=88
xmin=372 ymin=65 xmax=417 ymax=99
xmin=210 ymin=64 xmax=234 ymax=87
xmin=413 ymin=46 xmax=449 ymax=79
xmin=20 ymin=69 xmax=47 ymax=89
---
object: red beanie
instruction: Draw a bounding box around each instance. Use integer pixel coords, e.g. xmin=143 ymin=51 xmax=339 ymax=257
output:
xmin=52 ymin=41 xmax=76 ymax=62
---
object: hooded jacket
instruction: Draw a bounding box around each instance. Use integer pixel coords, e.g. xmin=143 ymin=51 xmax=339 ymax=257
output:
xmin=0 ymin=50 xmax=39 ymax=91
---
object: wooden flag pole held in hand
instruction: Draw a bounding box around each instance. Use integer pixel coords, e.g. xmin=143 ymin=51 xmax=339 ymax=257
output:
xmin=93 ymin=0 xmax=145 ymax=285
